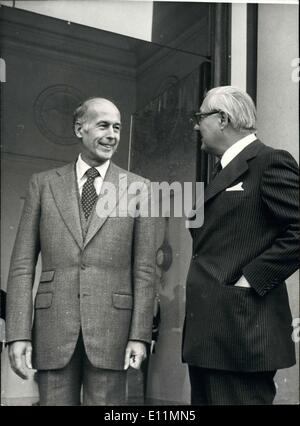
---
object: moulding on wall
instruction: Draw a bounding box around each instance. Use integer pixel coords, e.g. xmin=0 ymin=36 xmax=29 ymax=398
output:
xmin=2 ymin=40 xmax=137 ymax=81
xmin=1 ymin=20 xmax=136 ymax=68
xmin=0 ymin=5 xmax=134 ymax=51
xmin=0 ymin=6 xmax=209 ymax=83
xmin=0 ymin=7 xmax=138 ymax=79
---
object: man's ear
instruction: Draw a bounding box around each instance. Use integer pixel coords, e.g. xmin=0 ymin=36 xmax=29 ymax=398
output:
xmin=219 ymin=112 xmax=229 ymax=130
xmin=74 ymin=122 xmax=83 ymax=138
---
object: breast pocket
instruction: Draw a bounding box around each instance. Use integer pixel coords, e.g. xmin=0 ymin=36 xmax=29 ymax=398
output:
xmin=37 ymin=270 xmax=55 ymax=294
xmin=219 ymin=190 xmax=251 ymax=212
xmin=39 ymin=270 xmax=55 ymax=283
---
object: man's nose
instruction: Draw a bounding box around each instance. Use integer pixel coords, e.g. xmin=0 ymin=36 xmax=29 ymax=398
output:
xmin=106 ymin=125 xmax=115 ymax=138
xmin=190 ymin=118 xmax=200 ymax=132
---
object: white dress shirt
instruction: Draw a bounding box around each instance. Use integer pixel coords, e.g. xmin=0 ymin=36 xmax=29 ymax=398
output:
xmin=76 ymin=154 xmax=110 ymax=197
xmin=221 ymin=133 xmax=257 ymax=169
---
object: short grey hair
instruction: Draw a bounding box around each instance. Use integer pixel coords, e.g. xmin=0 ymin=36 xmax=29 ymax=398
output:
xmin=203 ymin=86 xmax=257 ymax=131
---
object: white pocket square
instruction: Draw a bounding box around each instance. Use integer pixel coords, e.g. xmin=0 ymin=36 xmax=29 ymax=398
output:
xmin=226 ymin=182 xmax=244 ymax=191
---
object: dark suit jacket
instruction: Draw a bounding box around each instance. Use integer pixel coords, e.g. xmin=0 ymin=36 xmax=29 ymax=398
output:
xmin=6 ymin=161 xmax=156 ymax=371
xmin=183 ymin=140 xmax=299 ymax=372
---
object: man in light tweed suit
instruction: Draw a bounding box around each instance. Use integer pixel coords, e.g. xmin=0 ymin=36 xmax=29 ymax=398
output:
xmin=6 ymin=98 xmax=156 ymax=405
xmin=183 ymin=86 xmax=299 ymax=405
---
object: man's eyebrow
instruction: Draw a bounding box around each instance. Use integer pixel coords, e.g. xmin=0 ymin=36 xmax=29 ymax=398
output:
xmin=96 ymin=120 xmax=121 ymax=126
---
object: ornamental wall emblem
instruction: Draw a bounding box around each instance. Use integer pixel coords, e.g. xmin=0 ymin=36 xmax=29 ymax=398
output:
xmin=34 ymin=84 xmax=84 ymax=145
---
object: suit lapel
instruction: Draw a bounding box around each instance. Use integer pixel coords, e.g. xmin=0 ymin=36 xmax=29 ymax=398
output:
xmin=50 ymin=163 xmax=84 ymax=248
xmin=191 ymin=140 xmax=264 ymax=253
xmin=204 ymin=139 xmax=263 ymax=204
xmin=83 ymin=162 xmax=128 ymax=248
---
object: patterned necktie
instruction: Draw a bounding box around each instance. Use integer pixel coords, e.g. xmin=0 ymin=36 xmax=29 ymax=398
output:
xmin=81 ymin=167 xmax=100 ymax=220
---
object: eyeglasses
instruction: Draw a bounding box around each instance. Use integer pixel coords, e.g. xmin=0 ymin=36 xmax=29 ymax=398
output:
xmin=192 ymin=110 xmax=221 ymax=126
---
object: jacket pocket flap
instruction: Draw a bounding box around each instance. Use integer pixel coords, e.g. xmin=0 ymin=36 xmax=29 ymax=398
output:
xmin=112 ymin=293 xmax=133 ymax=310
xmin=40 ymin=270 xmax=55 ymax=283
xmin=35 ymin=292 xmax=53 ymax=309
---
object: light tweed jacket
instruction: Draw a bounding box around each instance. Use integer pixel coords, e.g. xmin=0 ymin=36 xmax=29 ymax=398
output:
xmin=6 ymin=161 xmax=156 ymax=371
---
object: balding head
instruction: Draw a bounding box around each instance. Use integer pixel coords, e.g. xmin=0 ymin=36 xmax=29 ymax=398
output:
xmin=73 ymin=97 xmax=121 ymax=130
xmin=73 ymin=97 xmax=121 ymax=166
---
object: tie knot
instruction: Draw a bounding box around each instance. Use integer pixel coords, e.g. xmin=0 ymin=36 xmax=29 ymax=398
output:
xmin=211 ymin=161 xmax=222 ymax=179
xmin=86 ymin=167 xmax=99 ymax=180
xmin=215 ymin=161 xmax=222 ymax=173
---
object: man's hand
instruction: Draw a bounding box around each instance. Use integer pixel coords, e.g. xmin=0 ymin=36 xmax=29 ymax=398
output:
xmin=124 ymin=341 xmax=146 ymax=370
xmin=8 ymin=341 xmax=33 ymax=379
xmin=234 ymin=275 xmax=251 ymax=288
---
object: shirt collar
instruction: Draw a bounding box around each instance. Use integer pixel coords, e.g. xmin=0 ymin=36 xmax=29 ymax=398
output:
xmin=76 ymin=154 xmax=110 ymax=180
xmin=221 ymin=133 xmax=257 ymax=169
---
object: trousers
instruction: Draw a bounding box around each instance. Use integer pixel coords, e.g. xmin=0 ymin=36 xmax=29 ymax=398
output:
xmin=188 ymin=365 xmax=276 ymax=405
xmin=37 ymin=331 xmax=127 ymax=406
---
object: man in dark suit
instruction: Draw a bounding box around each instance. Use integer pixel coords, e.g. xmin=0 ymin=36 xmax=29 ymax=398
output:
xmin=6 ymin=98 xmax=156 ymax=405
xmin=183 ymin=86 xmax=299 ymax=405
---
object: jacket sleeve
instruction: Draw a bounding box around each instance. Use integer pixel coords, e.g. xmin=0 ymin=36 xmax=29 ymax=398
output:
xmin=129 ymin=179 xmax=156 ymax=343
xmin=243 ymin=150 xmax=299 ymax=296
xmin=6 ymin=173 xmax=41 ymax=342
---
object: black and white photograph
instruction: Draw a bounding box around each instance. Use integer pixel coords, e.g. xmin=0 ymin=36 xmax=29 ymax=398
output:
xmin=0 ymin=0 xmax=299 ymax=410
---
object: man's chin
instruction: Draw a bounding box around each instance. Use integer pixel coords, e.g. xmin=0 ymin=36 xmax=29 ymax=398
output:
xmin=95 ymin=155 xmax=112 ymax=164
xmin=95 ymin=148 xmax=115 ymax=160
xmin=83 ymin=152 xmax=113 ymax=166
